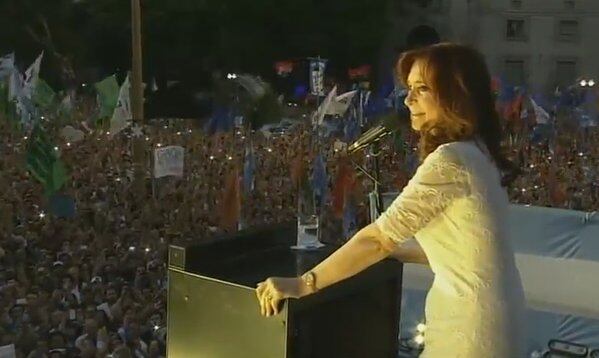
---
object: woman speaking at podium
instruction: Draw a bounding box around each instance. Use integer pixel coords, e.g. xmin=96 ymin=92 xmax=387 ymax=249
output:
xmin=257 ymin=43 xmax=526 ymax=358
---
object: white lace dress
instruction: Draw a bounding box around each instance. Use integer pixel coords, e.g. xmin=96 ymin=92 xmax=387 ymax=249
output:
xmin=375 ymin=141 xmax=526 ymax=358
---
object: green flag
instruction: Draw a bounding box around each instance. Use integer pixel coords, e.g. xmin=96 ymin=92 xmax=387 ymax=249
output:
xmin=26 ymin=126 xmax=68 ymax=196
xmin=94 ymin=75 xmax=119 ymax=119
xmin=32 ymin=78 xmax=56 ymax=110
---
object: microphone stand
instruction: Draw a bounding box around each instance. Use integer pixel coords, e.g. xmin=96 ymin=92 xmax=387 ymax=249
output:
xmin=349 ymin=140 xmax=384 ymax=223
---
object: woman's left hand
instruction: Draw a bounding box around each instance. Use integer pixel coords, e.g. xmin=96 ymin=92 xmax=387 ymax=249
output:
xmin=255 ymin=277 xmax=309 ymax=317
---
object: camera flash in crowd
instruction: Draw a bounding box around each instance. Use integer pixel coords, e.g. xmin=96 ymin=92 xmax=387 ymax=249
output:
xmin=129 ymin=246 xmax=136 ymax=252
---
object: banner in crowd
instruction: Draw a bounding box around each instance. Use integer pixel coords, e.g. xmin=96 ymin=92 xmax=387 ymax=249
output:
xmin=154 ymin=145 xmax=185 ymax=178
xmin=309 ymin=58 xmax=327 ymax=96
xmin=0 ymin=343 xmax=15 ymax=358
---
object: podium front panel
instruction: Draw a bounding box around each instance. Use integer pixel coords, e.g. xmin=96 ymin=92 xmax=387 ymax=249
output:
xmin=167 ymin=269 xmax=289 ymax=358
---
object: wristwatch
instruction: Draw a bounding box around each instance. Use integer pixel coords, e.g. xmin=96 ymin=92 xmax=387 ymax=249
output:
xmin=301 ymin=271 xmax=318 ymax=293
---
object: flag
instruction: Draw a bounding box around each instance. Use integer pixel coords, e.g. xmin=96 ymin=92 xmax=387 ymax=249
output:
xmin=21 ymin=52 xmax=44 ymax=99
xmin=109 ymin=74 xmax=132 ymax=135
xmin=313 ymin=86 xmax=337 ymax=126
xmin=242 ymin=145 xmax=256 ymax=194
xmin=235 ymin=74 xmax=266 ymax=99
xmin=33 ymin=78 xmax=56 ymax=110
xmin=219 ymin=165 xmax=241 ymax=232
xmin=530 ymin=98 xmax=549 ymax=125
xmin=343 ymin=108 xmax=360 ymax=143
xmin=49 ymin=193 xmax=76 ymax=218
xmin=58 ymin=91 xmax=74 ymax=117
xmin=274 ymin=60 xmax=294 ymax=76
xmin=8 ymin=66 xmax=23 ymax=101
xmin=26 ymin=126 xmax=68 ymax=196
xmin=309 ymin=58 xmax=327 ymax=96
xmin=94 ymin=75 xmax=120 ymax=119
xmin=204 ymin=105 xmax=234 ymax=135
xmin=326 ymin=90 xmax=358 ymax=117
xmin=348 ymin=65 xmax=371 ymax=80
xmin=310 ymin=153 xmax=328 ymax=199
xmin=0 ymin=53 xmax=15 ymax=79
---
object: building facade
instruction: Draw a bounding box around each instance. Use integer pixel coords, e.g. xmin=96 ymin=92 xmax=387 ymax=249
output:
xmin=389 ymin=0 xmax=599 ymax=92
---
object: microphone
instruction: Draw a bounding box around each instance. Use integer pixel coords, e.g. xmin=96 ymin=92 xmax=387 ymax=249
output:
xmin=347 ymin=114 xmax=402 ymax=154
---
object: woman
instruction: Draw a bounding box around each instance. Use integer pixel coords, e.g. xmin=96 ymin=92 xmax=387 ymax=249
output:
xmin=256 ymin=43 xmax=526 ymax=357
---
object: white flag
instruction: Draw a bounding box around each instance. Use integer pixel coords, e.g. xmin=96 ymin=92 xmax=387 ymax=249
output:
xmin=109 ymin=74 xmax=132 ymax=135
xmin=235 ymin=74 xmax=267 ymax=99
xmin=8 ymin=69 xmax=23 ymax=101
xmin=326 ymin=90 xmax=357 ymax=116
xmin=0 ymin=53 xmax=15 ymax=79
xmin=154 ymin=145 xmax=185 ymax=178
xmin=313 ymin=85 xmax=337 ymax=125
xmin=21 ymin=52 xmax=44 ymax=99
xmin=530 ymin=98 xmax=550 ymax=124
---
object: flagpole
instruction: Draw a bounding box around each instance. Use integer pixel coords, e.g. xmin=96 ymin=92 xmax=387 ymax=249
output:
xmin=131 ymin=0 xmax=145 ymax=197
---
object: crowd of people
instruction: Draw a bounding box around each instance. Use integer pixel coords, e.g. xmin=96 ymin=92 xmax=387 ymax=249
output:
xmin=1 ymin=98 xmax=598 ymax=356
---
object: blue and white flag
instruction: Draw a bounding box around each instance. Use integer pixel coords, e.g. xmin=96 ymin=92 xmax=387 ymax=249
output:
xmin=309 ymin=58 xmax=327 ymax=96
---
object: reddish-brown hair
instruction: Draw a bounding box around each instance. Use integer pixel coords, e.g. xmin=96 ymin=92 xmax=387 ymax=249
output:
xmin=397 ymin=43 xmax=518 ymax=186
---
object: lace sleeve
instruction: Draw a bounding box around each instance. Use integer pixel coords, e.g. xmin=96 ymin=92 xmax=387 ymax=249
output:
xmin=375 ymin=144 xmax=470 ymax=245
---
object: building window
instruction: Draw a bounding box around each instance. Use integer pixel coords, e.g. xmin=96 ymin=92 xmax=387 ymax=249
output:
xmin=506 ymin=19 xmax=527 ymax=41
xmin=511 ymin=0 xmax=523 ymax=9
xmin=412 ymin=0 xmax=443 ymax=10
xmin=564 ymin=0 xmax=576 ymax=10
xmin=555 ymin=60 xmax=577 ymax=87
xmin=415 ymin=0 xmax=433 ymax=8
xmin=504 ymin=59 xmax=526 ymax=86
xmin=558 ymin=20 xmax=579 ymax=42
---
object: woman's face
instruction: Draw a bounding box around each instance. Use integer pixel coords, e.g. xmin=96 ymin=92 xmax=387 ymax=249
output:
xmin=404 ymin=60 xmax=440 ymax=131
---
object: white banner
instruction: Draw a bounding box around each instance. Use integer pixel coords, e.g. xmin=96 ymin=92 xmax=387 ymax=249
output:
xmin=0 ymin=344 xmax=15 ymax=358
xmin=154 ymin=146 xmax=185 ymax=178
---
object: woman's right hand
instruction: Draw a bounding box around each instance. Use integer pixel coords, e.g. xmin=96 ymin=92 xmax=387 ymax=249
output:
xmin=255 ymin=277 xmax=311 ymax=317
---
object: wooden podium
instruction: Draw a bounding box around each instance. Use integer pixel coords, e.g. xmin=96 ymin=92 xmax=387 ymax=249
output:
xmin=167 ymin=223 xmax=403 ymax=358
